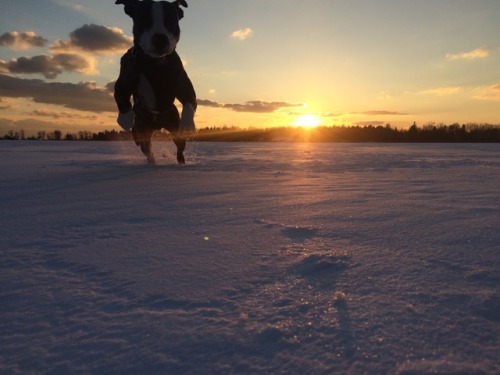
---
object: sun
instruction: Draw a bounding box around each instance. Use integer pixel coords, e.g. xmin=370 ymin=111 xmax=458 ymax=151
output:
xmin=293 ymin=114 xmax=322 ymax=128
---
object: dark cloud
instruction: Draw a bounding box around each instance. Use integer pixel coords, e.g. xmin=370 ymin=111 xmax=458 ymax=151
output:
xmin=197 ymin=99 xmax=222 ymax=108
xmin=0 ymin=53 xmax=95 ymax=79
xmin=225 ymin=101 xmax=302 ymax=113
xmin=0 ymin=31 xmax=48 ymax=50
xmin=0 ymin=74 xmax=115 ymax=112
xmin=198 ymin=99 xmax=303 ymax=113
xmin=52 ymin=24 xmax=132 ymax=53
xmin=25 ymin=110 xmax=98 ymax=121
xmin=105 ymin=81 xmax=116 ymax=93
xmin=0 ymin=74 xmax=303 ymax=116
xmin=1 ymin=54 xmax=95 ymax=79
xmin=1 ymin=56 xmax=60 ymax=78
xmin=53 ymin=53 xmax=95 ymax=74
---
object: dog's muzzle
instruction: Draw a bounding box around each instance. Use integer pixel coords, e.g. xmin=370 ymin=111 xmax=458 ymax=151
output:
xmin=143 ymin=32 xmax=177 ymax=57
xmin=152 ymin=34 xmax=169 ymax=52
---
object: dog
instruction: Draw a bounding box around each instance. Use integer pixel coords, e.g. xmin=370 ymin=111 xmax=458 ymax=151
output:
xmin=114 ymin=0 xmax=197 ymax=164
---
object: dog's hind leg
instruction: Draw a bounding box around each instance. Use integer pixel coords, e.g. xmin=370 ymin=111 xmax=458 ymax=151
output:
xmin=133 ymin=127 xmax=155 ymax=164
xmin=173 ymin=137 xmax=186 ymax=165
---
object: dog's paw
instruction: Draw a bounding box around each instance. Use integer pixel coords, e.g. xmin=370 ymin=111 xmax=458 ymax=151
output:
xmin=117 ymin=110 xmax=134 ymax=131
xmin=178 ymin=104 xmax=197 ymax=137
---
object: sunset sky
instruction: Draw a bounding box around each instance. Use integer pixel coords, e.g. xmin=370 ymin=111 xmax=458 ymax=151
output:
xmin=1 ymin=0 xmax=499 ymax=135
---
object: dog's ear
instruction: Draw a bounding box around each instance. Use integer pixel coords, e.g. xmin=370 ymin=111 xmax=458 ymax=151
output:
xmin=115 ymin=0 xmax=139 ymax=18
xmin=175 ymin=0 xmax=188 ymax=20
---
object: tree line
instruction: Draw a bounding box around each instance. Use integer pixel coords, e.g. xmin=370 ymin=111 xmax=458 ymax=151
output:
xmin=2 ymin=123 xmax=500 ymax=142
xmin=1 ymin=129 xmax=133 ymax=141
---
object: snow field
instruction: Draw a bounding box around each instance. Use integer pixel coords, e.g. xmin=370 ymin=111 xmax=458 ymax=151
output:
xmin=1 ymin=141 xmax=499 ymax=374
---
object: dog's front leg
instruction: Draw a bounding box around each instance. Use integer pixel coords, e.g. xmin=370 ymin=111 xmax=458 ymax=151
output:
xmin=178 ymin=103 xmax=196 ymax=136
xmin=176 ymin=70 xmax=197 ymax=137
xmin=117 ymin=110 xmax=134 ymax=131
xmin=114 ymin=49 xmax=138 ymax=131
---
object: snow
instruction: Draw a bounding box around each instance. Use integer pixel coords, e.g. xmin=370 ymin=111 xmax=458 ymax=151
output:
xmin=1 ymin=141 xmax=499 ymax=374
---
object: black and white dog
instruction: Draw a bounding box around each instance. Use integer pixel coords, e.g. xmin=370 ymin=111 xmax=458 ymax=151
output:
xmin=114 ymin=0 xmax=197 ymax=164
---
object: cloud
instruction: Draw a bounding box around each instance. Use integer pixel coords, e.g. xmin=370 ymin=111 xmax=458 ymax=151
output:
xmin=473 ymin=84 xmax=500 ymax=102
xmin=225 ymin=101 xmax=303 ymax=113
xmin=1 ymin=54 xmax=97 ymax=79
xmin=0 ymin=61 xmax=8 ymax=75
xmin=1 ymin=25 xmax=130 ymax=81
xmin=230 ymin=28 xmax=254 ymax=41
xmin=51 ymin=24 xmax=132 ymax=54
xmin=24 ymin=109 xmax=98 ymax=121
xmin=105 ymin=81 xmax=116 ymax=93
xmin=0 ymin=74 xmax=302 ymax=116
xmin=0 ymin=31 xmax=48 ymax=50
xmin=0 ymin=74 xmax=115 ymax=112
xmin=197 ymin=99 xmax=222 ymax=108
xmin=321 ymin=112 xmax=346 ymax=118
xmin=446 ymin=47 xmax=490 ymax=61
xmin=198 ymin=99 xmax=303 ymax=113
xmin=418 ymin=86 xmax=463 ymax=96
xmin=0 ymin=98 xmax=11 ymax=110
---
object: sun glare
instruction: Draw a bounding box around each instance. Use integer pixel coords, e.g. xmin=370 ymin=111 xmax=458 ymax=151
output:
xmin=294 ymin=114 xmax=322 ymax=128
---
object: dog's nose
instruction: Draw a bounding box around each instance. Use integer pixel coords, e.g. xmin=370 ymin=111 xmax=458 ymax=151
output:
xmin=152 ymin=33 xmax=169 ymax=50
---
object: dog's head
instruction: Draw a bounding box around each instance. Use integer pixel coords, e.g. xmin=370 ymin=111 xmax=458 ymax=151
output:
xmin=116 ymin=0 xmax=188 ymax=58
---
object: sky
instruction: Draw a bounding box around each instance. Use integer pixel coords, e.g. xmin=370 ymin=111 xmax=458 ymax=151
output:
xmin=0 ymin=0 xmax=499 ymax=135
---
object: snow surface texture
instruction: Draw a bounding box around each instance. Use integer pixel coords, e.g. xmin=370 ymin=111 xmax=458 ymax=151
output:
xmin=1 ymin=141 xmax=499 ymax=374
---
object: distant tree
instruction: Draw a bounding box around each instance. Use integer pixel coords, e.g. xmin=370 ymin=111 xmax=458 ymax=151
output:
xmin=47 ymin=130 xmax=63 ymax=140
xmin=5 ymin=130 xmax=17 ymax=140
xmin=78 ymin=131 xmax=93 ymax=140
